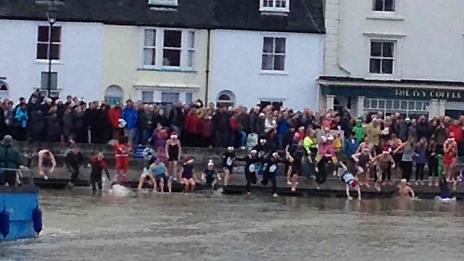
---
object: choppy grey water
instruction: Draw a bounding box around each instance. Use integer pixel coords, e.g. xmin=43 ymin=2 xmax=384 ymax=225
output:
xmin=1 ymin=189 xmax=464 ymax=261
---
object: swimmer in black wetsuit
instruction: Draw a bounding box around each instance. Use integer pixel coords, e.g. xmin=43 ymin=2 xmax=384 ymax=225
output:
xmin=252 ymin=138 xmax=271 ymax=177
xmin=286 ymin=134 xmax=305 ymax=192
xmin=237 ymin=150 xmax=259 ymax=196
xmin=222 ymin=146 xmax=236 ymax=186
xmin=261 ymin=152 xmax=281 ymax=197
xmin=90 ymin=152 xmax=110 ymax=193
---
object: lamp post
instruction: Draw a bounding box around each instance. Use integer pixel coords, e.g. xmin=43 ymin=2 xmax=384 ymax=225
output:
xmin=46 ymin=10 xmax=56 ymax=98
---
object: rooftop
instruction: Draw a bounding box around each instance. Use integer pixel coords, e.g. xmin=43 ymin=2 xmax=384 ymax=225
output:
xmin=0 ymin=0 xmax=325 ymax=33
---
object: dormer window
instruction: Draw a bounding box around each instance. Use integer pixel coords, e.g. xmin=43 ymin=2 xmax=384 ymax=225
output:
xmin=148 ymin=0 xmax=178 ymax=7
xmin=260 ymin=0 xmax=290 ymax=13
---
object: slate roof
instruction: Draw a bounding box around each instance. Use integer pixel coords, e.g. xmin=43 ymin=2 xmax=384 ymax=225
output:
xmin=0 ymin=0 xmax=324 ymax=33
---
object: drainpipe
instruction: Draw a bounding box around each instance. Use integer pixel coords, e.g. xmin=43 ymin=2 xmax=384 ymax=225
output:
xmin=204 ymin=29 xmax=211 ymax=104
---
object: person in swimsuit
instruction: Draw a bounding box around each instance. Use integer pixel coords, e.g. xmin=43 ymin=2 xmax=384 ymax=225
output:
xmin=374 ymin=147 xmax=395 ymax=191
xmin=397 ymin=179 xmax=415 ymax=198
xmin=38 ymin=149 xmax=56 ymax=180
xmin=394 ymin=136 xmax=415 ymax=182
xmin=252 ymin=138 xmax=271 ymax=177
xmin=443 ymin=133 xmax=458 ymax=183
xmin=352 ymin=148 xmax=374 ymax=187
xmin=152 ymin=157 xmax=170 ymax=193
xmin=165 ymin=132 xmax=181 ymax=182
xmin=222 ymin=146 xmax=236 ymax=187
xmin=261 ymin=152 xmax=281 ymax=197
xmin=338 ymin=161 xmax=361 ymax=200
xmin=202 ymin=160 xmax=219 ymax=189
xmin=237 ymin=150 xmax=259 ymax=196
xmin=138 ymin=158 xmax=157 ymax=191
xmin=286 ymin=133 xmax=305 ymax=192
xmin=181 ymin=156 xmax=196 ymax=192
xmin=315 ymin=135 xmax=337 ymax=190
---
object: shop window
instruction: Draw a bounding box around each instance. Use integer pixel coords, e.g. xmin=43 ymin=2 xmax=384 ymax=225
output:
xmin=364 ymin=99 xmax=370 ymax=108
xmin=408 ymin=101 xmax=414 ymax=110
xmin=364 ymin=98 xmax=429 ymax=118
xmin=400 ymin=101 xmax=407 ymax=110
xmin=378 ymin=100 xmax=385 ymax=109
xmin=385 ymin=100 xmax=392 ymax=109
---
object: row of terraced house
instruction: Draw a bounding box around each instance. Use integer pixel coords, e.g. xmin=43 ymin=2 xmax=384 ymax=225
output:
xmin=1 ymin=0 xmax=464 ymax=118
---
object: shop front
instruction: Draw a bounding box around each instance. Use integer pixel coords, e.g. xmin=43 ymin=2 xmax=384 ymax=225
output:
xmin=319 ymin=77 xmax=464 ymax=119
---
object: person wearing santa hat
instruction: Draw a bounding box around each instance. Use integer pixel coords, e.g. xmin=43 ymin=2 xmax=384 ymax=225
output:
xmin=166 ymin=132 xmax=182 ymax=182
xmin=374 ymin=147 xmax=396 ymax=190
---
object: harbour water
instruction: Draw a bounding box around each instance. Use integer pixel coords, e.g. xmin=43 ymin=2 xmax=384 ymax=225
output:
xmin=1 ymin=189 xmax=464 ymax=261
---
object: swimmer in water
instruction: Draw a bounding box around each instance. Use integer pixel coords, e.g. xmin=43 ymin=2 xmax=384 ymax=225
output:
xmin=397 ymin=179 xmax=415 ymax=198
xmin=109 ymin=182 xmax=132 ymax=196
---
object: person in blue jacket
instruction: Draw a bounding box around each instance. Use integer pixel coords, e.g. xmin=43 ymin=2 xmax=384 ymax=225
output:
xmin=344 ymin=132 xmax=359 ymax=158
xmin=14 ymin=102 xmax=28 ymax=141
xmin=122 ymin=99 xmax=139 ymax=146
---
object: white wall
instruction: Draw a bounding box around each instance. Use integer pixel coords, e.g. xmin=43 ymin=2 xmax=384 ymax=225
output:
xmin=210 ymin=30 xmax=324 ymax=110
xmin=326 ymin=0 xmax=464 ymax=82
xmin=0 ymin=19 xmax=103 ymax=102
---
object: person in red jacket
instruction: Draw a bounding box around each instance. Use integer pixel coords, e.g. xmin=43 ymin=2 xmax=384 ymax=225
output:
xmin=114 ymin=136 xmax=130 ymax=182
xmin=108 ymin=104 xmax=123 ymax=140
xmin=184 ymin=108 xmax=200 ymax=146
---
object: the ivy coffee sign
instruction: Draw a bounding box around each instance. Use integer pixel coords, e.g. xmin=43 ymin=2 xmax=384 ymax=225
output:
xmin=394 ymin=89 xmax=464 ymax=100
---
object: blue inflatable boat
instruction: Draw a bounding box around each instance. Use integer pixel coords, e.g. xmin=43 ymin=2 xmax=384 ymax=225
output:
xmin=0 ymin=185 xmax=42 ymax=241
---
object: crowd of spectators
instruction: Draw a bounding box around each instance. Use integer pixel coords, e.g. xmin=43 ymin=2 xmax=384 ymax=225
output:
xmin=2 ymin=90 xmax=464 ymax=189
xmin=1 ymin=91 xmax=464 ymax=152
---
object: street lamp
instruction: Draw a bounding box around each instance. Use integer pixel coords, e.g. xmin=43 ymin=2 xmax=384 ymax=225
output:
xmin=46 ymin=9 xmax=57 ymax=98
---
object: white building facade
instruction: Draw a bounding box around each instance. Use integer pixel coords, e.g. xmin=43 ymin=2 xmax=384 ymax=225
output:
xmin=210 ymin=29 xmax=324 ymax=110
xmin=209 ymin=0 xmax=325 ymax=110
xmin=321 ymin=0 xmax=464 ymax=118
xmin=0 ymin=19 xmax=103 ymax=102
